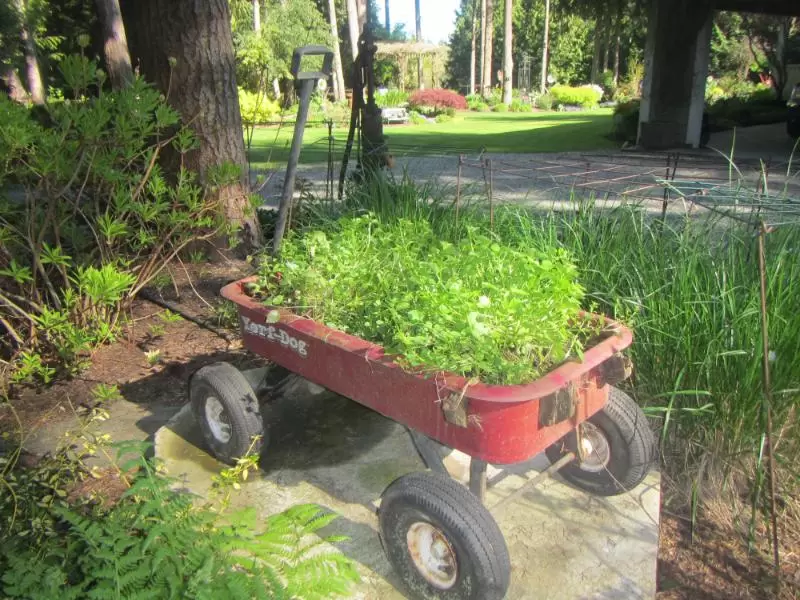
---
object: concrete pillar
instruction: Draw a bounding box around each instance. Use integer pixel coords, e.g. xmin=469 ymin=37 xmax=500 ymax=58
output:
xmin=638 ymin=0 xmax=713 ymax=150
xmin=685 ymin=15 xmax=712 ymax=147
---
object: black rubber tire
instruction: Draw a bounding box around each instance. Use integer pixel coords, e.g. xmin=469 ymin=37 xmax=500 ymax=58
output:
xmin=545 ymin=387 xmax=655 ymax=496
xmin=378 ymin=471 xmax=510 ymax=600
xmin=190 ymin=362 xmax=265 ymax=464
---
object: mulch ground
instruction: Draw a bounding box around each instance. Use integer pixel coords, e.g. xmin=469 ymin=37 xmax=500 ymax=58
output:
xmin=2 ymin=260 xmax=797 ymax=598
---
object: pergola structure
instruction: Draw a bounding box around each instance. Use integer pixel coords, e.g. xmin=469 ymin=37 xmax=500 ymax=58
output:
xmin=375 ymin=41 xmax=448 ymax=91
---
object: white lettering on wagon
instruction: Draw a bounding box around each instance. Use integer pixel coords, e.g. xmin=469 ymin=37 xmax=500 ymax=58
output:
xmin=241 ymin=316 xmax=308 ymax=357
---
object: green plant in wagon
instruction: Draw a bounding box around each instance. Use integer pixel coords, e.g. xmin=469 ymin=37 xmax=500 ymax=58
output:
xmin=253 ymin=216 xmax=592 ymax=385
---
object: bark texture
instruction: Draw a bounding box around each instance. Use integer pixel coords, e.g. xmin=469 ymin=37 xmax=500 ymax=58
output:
xmin=480 ymin=0 xmax=487 ymax=93
xmin=502 ymin=0 xmax=512 ymax=104
xmin=14 ymin=0 xmax=44 ymax=104
xmin=95 ymin=0 xmax=133 ymax=90
xmin=328 ymin=0 xmax=346 ymax=101
xmin=122 ymin=0 xmax=260 ymax=247
xmin=384 ymin=0 xmax=390 ymax=33
xmin=469 ymin=0 xmax=477 ymax=95
xmin=346 ymin=0 xmax=360 ymax=60
xmin=482 ymin=0 xmax=493 ymax=97
xmin=415 ymin=0 xmax=423 ymax=88
xmin=539 ymin=0 xmax=549 ymax=93
xmin=1 ymin=67 xmax=28 ymax=103
xmin=253 ymin=0 xmax=261 ymax=32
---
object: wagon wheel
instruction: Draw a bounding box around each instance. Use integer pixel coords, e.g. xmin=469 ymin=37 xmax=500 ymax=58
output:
xmin=545 ymin=386 xmax=655 ymax=496
xmin=190 ymin=362 xmax=266 ymax=465
xmin=379 ymin=471 xmax=510 ymax=600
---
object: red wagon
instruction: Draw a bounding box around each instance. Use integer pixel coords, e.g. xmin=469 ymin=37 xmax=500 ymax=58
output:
xmin=189 ymin=277 xmax=655 ymax=600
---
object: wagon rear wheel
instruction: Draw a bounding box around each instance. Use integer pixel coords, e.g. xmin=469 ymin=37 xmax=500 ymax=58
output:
xmin=379 ymin=471 xmax=510 ymax=600
xmin=190 ymin=362 xmax=265 ymax=465
xmin=545 ymin=386 xmax=655 ymax=496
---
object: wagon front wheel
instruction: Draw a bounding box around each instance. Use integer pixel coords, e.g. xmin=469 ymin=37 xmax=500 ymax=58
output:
xmin=190 ymin=362 xmax=265 ymax=465
xmin=379 ymin=471 xmax=510 ymax=600
xmin=545 ymin=386 xmax=655 ymax=496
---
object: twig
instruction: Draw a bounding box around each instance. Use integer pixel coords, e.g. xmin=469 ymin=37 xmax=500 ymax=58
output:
xmin=177 ymin=255 xmax=213 ymax=309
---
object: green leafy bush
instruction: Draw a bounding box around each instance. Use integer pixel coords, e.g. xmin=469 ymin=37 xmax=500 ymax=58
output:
xmin=254 ymin=215 xmax=588 ymax=385
xmin=435 ymin=113 xmax=454 ymax=123
xmin=239 ymin=88 xmax=281 ymax=125
xmin=375 ymin=89 xmax=409 ymax=108
xmin=0 ymin=443 xmax=358 ymax=599
xmin=408 ymin=110 xmax=427 ymax=125
xmin=611 ymin=100 xmax=640 ymax=143
xmin=492 ymin=102 xmax=509 ymax=112
xmin=0 ymin=56 xmax=227 ymax=384
xmin=536 ymin=93 xmax=554 ymax=111
xmin=550 ymin=85 xmax=602 ymax=108
xmin=509 ymin=99 xmax=532 ymax=112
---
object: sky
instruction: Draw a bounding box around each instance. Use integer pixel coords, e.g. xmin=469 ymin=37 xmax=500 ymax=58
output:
xmin=379 ymin=0 xmax=461 ymax=44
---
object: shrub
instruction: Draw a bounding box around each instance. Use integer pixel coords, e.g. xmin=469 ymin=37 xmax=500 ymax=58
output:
xmin=408 ymin=88 xmax=467 ymax=116
xmin=492 ymin=102 xmax=509 ymax=112
xmin=550 ymin=85 xmax=602 ymax=109
xmin=509 ymin=99 xmax=532 ymax=113
xmin=408 ymin=110 xmax=427 ymax=125
xmin=435 ymin=113 xmax=454 ymax=123
xmin=466 ymin=93 xmax=484 ymax=110
xmin=376 ymin=89 xmax=409 ymax=108
xmin=536 ymin=93 xmax=554 ymax=111
xmin=238 ymin=88 xmax=281 ymax=125
xmin=611 ymin=99 xmax=640 ymax=143
xmin=0 ymin=56 xmax=227 ymax=384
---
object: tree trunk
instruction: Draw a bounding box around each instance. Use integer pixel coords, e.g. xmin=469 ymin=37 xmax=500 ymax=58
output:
xmin=482 ymin=0 xmax=493 ymax=97
xmin=502 ymin=0 xmax=512 ymax=104
xmin=602 ymin=14 xmax=611 ymax=72
xmin=540 ymin=0 xmax=549 ymax=93
xmin=415 ymin=0 xmax=423 ymax=89
xmin=253 ymin=0 xmax=261 ymax=32
xmin=479 ymin=0 xmax=487 ymax=94
xmin=121 ymin=0 xmax=260 ymax=248
xmin=14 ymin=0 xmax=44 ymax=105
xmin=346 ymin=0 xmax=360 ymax=60
xmin=613 ymin=33 xmax=620 ymax=86
xmin=384 ymin=0 xmax=390 ymax=33
xmin=1 ymin=67 xmax=28 ymax=103
xmin=469 ymin=0 xmax=477 ymax=95
xmin=590 ymin=18 xmax=601 ymax=83
xmin=356 ymin=0 xmax=367 ymax=33
xmin=328 ymin=0 xmax=346 ymax=102
xmin=95 ymin=0 xmax=134 ymax=90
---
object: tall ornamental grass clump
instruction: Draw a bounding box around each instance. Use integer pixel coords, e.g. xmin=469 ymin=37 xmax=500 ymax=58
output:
xmin=506 ymin=205 xmax=800 ymax=469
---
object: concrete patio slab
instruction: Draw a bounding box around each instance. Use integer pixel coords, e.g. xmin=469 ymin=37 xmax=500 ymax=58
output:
xmin=156 ymin=390 xmax=660 ymax=600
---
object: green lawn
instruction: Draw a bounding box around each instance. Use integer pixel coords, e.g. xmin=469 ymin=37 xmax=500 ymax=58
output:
xmin=246 ymin=109 xmax=616 ymax=168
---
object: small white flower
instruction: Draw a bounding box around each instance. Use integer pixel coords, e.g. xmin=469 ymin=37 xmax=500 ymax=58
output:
xmin=285 ymin=261 xmax=298 ymax=270
xmin=768 ymin=351 xmax=777 ymax=362
xmin=478 ymin=295 xmax=491 ymax=307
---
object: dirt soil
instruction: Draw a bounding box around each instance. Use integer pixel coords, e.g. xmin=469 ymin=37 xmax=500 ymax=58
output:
xmin=2 ymin=260 xmax=798 ymax=599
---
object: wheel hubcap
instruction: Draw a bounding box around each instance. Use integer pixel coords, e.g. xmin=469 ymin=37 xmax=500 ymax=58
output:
xmin=204 ymin=396 xmax=231 ymax=443
xmin=577 ymin=422 xmax=611 ymax=473
xmin=406 ymin=522 xmax=458 ymax=589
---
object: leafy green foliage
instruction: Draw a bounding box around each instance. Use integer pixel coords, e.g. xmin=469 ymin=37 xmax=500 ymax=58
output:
xmin=536 ymin=93 xmax=554 ymax=111
xmin=239 ymin=88 xmax=281 ymax=124
xmin=0 ymin=57 xmax=225 ymax=383
xmin=375 ymin=90 xmax=409 ymax=108
xmin=611 ymin=99 xmax=640 ymax=143
xmin=550 ymin=84 xmax=602 ymax=108
xmin=509 ymin=99 xmax=533 ymax=112
xmin=255 ymin=214 xmax=588 ymax=385
xmin=232 ymin=0 xmax=331 ymax=92
xmin=0 ymin=451 xmax=359 ymax=599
